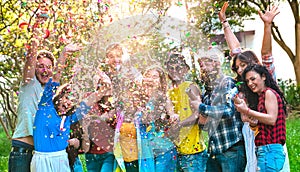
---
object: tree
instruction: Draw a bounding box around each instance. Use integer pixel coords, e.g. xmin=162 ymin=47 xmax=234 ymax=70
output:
xmin=0 ymin=0 xmax=116 ymax=138
xmin=0 ymin=0 xmax=177 ymax=139
xmin=193 ymin=0 xmax=300 ymax=85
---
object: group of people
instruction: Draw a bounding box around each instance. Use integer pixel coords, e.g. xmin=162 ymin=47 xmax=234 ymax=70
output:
xmin=8 ymin=2 xmax=289 ymax=172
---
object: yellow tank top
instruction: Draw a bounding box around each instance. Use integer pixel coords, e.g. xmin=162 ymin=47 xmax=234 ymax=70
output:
xmin=168 ymin=81 xmax=206 ymax=155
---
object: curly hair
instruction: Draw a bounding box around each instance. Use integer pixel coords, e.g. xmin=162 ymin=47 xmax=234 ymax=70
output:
xmin=242 ymin=64 xmax=287 ymax=115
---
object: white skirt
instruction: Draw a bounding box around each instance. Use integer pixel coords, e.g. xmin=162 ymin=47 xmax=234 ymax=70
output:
xmin=30 ymin=149 xmax=70 ymax=172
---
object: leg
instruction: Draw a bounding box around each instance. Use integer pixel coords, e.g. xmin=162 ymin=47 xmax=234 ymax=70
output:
xmin=155 ymin=148 xmax=177 ymax=172
xmin=100 ymin=152 xmax=115 ymax=172
xmin=85 ymin=153 xmax=102 ymax=172
xmin=217 ymin=144 xmax=246 ymax=172
xmin=178 ymin=150 xmax=208 ymax=172
xmin=257 ymin=144 xmax=285 ymax=172
xmin=9 ymin=149 xmax=32 ymax=172
xmin=206 ymin=156 xmax=222 ymax=172
xmin=125 ymin=160 xmax=139 ymax=172
xmin=73 ymin=156 xmax=84 ymax=172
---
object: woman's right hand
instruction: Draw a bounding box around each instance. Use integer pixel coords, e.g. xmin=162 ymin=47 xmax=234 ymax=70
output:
xmin=218 ymin=1 xmax=229 ymax=23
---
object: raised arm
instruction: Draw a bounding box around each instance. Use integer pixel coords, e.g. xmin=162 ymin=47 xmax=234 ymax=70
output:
xmin=259 ymin=5 xmax=280 ymax=80
xmin=52 ymin=43 xmax=83 ymax=82
xmin=259 ymin=5 xmax=280 ymax=57
xmin=218 ymin=1 xmax=241 ymax=53
xmin=22 ymin=4 xmax=49 ymax=84
xmin=22 ymin=28 xmax=41 ymax=84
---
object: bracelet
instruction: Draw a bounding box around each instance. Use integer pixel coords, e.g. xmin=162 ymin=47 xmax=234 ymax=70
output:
xmin=223 ymin=25 xmax=230 ymax=30
xmin=222 ymin=20 xmax=228 ymax=24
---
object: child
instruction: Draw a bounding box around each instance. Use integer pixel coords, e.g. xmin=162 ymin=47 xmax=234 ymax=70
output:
xmin=30 ymin=67 xmax=111 ymax=172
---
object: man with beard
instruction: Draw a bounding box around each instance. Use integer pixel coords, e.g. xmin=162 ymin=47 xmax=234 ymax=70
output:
xmin=188 ymin=47 xmax=246 ymax=172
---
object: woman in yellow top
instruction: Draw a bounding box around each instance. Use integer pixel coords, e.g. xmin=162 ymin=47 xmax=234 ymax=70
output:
xmin=166 ymin=53 xmax=208 ymax=172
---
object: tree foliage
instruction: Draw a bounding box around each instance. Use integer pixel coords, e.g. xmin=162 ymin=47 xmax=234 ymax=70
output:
xmin=0 ymin=0 xmax=176 ymax=139
xmin=1 ymin=0 xmax=299 ymax=139
xmin=194 ymin=0 xmax=300 ymax=87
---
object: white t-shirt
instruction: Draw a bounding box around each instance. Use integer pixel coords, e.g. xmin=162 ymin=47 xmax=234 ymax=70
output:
xmin=12 ymin=76 xmax=43 ymax=139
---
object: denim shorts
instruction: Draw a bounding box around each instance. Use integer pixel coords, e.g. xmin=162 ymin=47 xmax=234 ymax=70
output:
xmin=256 ymin=144 xmax=285 ymax=172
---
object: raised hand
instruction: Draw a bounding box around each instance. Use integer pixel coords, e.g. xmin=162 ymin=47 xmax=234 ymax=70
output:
xmin=258 ymin=5 xmax=280 ymax=24
xmin=218 ymin=1 xmax=229 ymax=23
xmin=63 ymin=43 xmax=83 ymax=54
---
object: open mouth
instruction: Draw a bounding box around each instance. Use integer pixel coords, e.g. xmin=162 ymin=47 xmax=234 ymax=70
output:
xmin=41 ymin=72 xmax=49 ymax=79
xmin=250 ymin=85 xmax=256 ymax=91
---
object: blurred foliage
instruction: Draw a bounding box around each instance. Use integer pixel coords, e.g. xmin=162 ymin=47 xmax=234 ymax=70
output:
xmin=286 ymin=115 xmax=300 ymax=172
xmin=0 ymin=0 xmax=174 ymax=138
xmin=278 ymin=79 xmax=300 ymax=109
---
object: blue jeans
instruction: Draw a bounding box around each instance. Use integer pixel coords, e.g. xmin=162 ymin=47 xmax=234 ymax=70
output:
xmin=256 ymin=144 xmax=285 ymax=172
xmin=206 ymin=143 xmax=246 ymax=172
xmin=8 ymin=140 xmax=34 ymax=172
xmin=8 ymin=149 xmax=33 ymax=172
xmin=85 ymin=152 xmax=115 ymax=172
xmin=72 ymin=156 xmax=84 ymax=172
xmin=155 ymin=148 xmax=177 ymax=172
xmin=178 ymin=149 xmax=208 ymax=172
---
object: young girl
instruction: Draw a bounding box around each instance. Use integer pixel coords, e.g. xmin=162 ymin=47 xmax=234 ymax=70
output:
xmin=234 ymin=64 xmax=287 ymax=171
xmin=30 ymin=68 xmax=111 ymax=172
xmin=140 ymin=66 xmax=177 ymax=172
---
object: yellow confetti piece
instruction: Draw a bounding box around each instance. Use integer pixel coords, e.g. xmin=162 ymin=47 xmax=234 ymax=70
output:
xmin=146 ymin=125 xmax=152 ymax=132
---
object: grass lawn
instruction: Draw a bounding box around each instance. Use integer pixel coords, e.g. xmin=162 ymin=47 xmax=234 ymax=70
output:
xmin=0 ymin=117 xmax=299 ymax=172
xmin=286 ymin=114 xmax=300 ymax=172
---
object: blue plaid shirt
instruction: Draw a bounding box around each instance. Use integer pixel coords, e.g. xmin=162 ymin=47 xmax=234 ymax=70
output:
xmin=198 ymin=76 xmax=244 ymax=155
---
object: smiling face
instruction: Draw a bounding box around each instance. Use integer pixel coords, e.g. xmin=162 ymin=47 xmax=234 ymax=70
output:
xmin=54 ymin=84 xmax=79 ymax=116
xmin=198 ymin=57 xmax=220 ymax=86
xmin=245 ymin=70 xmax=266 ymax=94
xmin=235 ymin=58 xmax=248 ymax=76
xmin=57 ymin=91 xmax=78 ymax=115
xmin=142 ymin=69 xmax=161 ymax=97
xmin=105 ymin=44 xmax=123 ymax=72
xmin=35 ymin=57 xmax=53 ymax=85
xmin=166 ymin=57 xmax=189 ymax=83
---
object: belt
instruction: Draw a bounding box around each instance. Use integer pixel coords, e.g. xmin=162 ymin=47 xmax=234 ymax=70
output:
xmin=11 ymin=146 xmax=33 ymax=153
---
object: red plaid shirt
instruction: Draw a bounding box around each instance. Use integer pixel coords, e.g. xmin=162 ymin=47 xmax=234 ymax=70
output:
xmin=255 ymin=88 xmax=286 ymax=146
